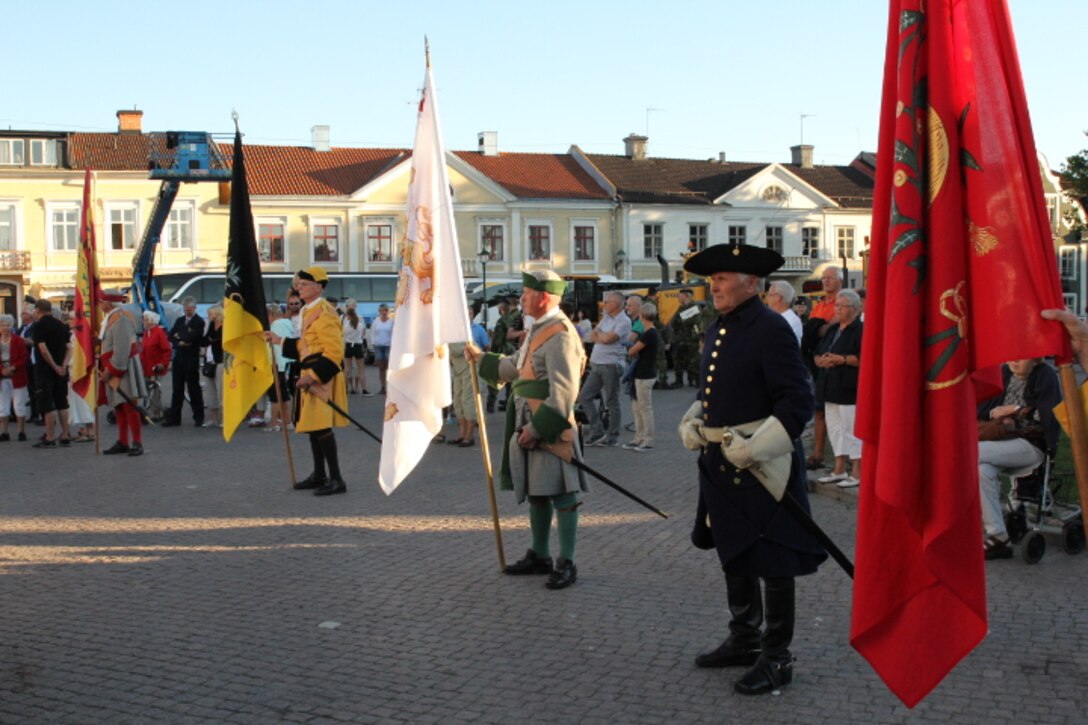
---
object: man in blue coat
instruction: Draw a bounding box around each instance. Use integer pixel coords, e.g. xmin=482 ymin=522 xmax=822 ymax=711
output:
xmin=678 ymin=242 xmax=827 ymax=695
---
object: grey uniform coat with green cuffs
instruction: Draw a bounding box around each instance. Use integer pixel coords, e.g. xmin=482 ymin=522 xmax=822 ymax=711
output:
xmin=479 ymin=311 xmax=588 ymax=504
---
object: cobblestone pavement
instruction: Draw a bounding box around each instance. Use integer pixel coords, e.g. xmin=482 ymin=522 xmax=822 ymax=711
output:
xmin=1 ymin=385 xmax=1085 ymax=724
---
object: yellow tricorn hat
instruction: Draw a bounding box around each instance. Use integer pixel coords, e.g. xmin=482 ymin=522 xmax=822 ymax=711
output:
xmin=297 ymin=266 xmax=329 ymax=286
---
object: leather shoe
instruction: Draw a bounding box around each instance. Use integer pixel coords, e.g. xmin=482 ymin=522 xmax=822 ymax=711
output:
xmin=694 ymin=637 xmax=762 ymax=668
xmin=103 ymin=441 xmax=130 ymax=455
xmin=313 ymin=477 xmax=347 ymax=496
xmin=127 ymin=442 xmax=144 ymax=457
xmin=733 ymin=654 xmax=793 ymax=695
xmin=293 ymin=473 xmax=327 ymax=490
xmin=545 ymin=558 xmax=577 ymax=589
xmin=503 ymin=548 xmax=553 ymax=576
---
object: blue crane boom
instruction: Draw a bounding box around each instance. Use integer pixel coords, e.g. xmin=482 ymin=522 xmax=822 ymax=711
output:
xmin=130 ymin=131 xmax=231 ymax=314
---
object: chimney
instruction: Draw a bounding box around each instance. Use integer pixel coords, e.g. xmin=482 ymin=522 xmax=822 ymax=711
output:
xmin=116 ymin=109 xmax=143 ymax=134
xmin=790 ymin=144 xmax=814 ymax=169
xmin=719 ymin=151 xmax=727 ymax=164
xmin=478 ymin=131 xmax=498 ymax=156
xmin=624 ymin=133 xmax=648 ymax=161
xmin=311 ymin=125 xmax=331 ymax=152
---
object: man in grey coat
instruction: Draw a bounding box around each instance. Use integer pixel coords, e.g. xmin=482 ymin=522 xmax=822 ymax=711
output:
xmin=99 ymin=291 xmax=148 ymax=456
xmin=470 ymin=270 xmax=587 ymax=589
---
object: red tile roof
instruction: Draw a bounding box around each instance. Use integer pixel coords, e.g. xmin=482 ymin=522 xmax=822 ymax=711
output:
xmin=240 ymin=145 xmax=407 ymax=196
xmin=68 ymin=133 xmax=162 ymax=171
xmin=454 ymin=151 xmax=611 ymax=200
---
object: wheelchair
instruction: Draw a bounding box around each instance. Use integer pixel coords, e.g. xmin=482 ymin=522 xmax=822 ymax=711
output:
xmin=1002 ymin=451 xmax=1085 ymax=564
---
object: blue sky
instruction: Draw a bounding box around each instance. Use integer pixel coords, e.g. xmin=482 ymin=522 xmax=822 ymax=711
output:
xmin=4 ymin=0 xmax=1085 ymax=168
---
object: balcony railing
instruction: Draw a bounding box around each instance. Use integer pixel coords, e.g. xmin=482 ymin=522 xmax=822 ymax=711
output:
xmin=0 ymin=250 xmax=31 ymax=271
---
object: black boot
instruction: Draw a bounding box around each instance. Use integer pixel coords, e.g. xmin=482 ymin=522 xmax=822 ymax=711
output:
xmin=695 ymin=574 xmax=763 ymax=667
xmin=295 ymin=434 xmax=327 ymax=489
xmin=734 ymin=577 xmax=795 ymax=695
xmin=545 ymin=558 xmax=577 ymax=589
xmin=103 ymin=441 xmax=130 ymax=455
xmin=503 ymin=548 xmax=553 ymax=575
xmin=313 ymin=431 xmax=346 ymax=496
xmin=293 ymin=472 xmax=327 ymax=490
xmin=313 ymin=477 xmax=347 ymax=496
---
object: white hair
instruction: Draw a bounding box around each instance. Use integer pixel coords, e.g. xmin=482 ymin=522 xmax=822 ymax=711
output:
xmin=769 ymin=280 xmax=796 ymax=306
xmin=142 ymin=310 xmax=161 ymax=325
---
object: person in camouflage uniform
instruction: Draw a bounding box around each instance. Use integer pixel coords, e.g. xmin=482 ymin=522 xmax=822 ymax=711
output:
xmin=669 ymin=288 xmax=704 ymax=388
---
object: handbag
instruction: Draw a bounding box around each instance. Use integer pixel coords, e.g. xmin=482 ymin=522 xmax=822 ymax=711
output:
xmin=202 ymin=361 xmax=217 ymax=378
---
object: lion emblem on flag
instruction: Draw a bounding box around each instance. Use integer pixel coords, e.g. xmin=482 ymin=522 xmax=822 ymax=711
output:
xmin=395 ymin=204 xmax=436 ymax=307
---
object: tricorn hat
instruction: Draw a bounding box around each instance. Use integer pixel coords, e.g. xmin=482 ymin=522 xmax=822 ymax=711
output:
xmin=297 ymin=266 xmax=329 ymax=287
xmin=683 ymin=243 xmax=784 ymax=278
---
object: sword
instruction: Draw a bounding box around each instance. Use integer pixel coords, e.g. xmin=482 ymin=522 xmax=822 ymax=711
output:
xmin=568 ymin=455 xmax=669 ymax=519
xmin=697 ymin=456 xmax=853 ymax=578
xmin=107 ymin=379 xmax=156 ymax=426
xmin=310 ymin=392 xmax=382 ymax=444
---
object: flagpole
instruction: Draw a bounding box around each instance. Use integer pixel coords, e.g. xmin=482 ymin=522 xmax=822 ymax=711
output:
xmin=469 ymin=358 xmax=505 ymax=570
xmin=1057 ymin=364 xmax=1088 ymax=521
xmin=267 ymin=340 xmax=296 ymax=485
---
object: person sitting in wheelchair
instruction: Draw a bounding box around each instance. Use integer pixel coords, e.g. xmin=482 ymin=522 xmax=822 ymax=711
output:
xmin=977 ymin=358 xmax=1062 ymax=560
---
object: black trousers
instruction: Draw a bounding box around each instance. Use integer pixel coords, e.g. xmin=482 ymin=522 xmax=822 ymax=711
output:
xmin=169 ymin=355 xmax=204 ymax=423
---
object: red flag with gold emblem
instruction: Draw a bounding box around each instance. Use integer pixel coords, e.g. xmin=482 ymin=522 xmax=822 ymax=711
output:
xmin=71 ymin=169 xmax=102 ymax=407
xmin=852 ymin=0 xmax=1067 ymax=707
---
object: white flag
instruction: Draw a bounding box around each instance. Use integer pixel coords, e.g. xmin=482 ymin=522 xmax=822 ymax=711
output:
xmin=378 ymin=55 xmax=472 ymax=494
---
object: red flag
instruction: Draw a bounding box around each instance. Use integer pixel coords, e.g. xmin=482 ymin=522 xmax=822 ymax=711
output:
xmin=71 ymin=169 xmax=102 ymax=407
xmin=852 ymin=0 xmax=1067 ymax=707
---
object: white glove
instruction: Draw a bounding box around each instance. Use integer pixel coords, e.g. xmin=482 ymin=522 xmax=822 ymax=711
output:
xmin=723 ymin=416 xmax=794 ymax=469
xmin=678 ymin=400 xmax=708 ymax=450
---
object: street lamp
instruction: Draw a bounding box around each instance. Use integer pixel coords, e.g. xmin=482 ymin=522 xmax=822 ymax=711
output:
xmin=478 ymin=249 xmax=490 ymax=329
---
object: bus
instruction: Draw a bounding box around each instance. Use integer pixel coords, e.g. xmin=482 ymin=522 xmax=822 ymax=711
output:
xmin=167 ymin=272 xmax=398 ymax=323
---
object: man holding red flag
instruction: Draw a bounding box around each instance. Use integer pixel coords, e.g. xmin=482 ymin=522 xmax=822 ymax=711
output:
xmin=99 ymin=290 xmax=146 ymax=457
xmin=852 ymin=0 xmax=1067 ymax=707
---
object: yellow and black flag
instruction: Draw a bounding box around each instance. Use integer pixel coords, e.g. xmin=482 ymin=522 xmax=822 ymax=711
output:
xmin=222 ymin=126 xmax=273 ymax=441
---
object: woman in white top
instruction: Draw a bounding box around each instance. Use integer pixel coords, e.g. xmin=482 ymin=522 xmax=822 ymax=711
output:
xmin=368 ymin=304 xmax=394 ymax=394
xmin=341 ymin=300 xmax=370 ymax=395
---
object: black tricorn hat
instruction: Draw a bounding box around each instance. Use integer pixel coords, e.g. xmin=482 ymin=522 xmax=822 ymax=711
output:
xmin=683 ymin=243 xmax=784 ymax=278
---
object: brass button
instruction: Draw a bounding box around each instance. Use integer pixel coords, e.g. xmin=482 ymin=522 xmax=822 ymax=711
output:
xmin=711 ymin=351 xmax=719 ymax=358
xmin=714 ymin=340 xmax=722 ymax=347
xmin=709 ymin=364 xmax=716 ymax=372
xmin=706 ymin=376 xmax=713 ymax=383
xmin=720 ymin=465 xmax=726 ymax=472
xmin=703 ymin=414 xmax=709 ymax=421
xmin=718 ymin=328 xmax=726 ymax=336
xmin=705 ymin=388 xmax=711 ymax=395
xmin=734 ymin=477 xmax=742 ymax=484
xmin=703 ymin=401 xmax=709 ymax=408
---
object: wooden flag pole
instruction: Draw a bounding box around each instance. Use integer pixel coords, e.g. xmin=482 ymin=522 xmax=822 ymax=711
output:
xmin=267 ymin=341 xmax=296 ymax=485
xmin=1057 ymin=364 xmax=1088 ymax=525
xmin=469 ymin=357 xmax=505 ymax=571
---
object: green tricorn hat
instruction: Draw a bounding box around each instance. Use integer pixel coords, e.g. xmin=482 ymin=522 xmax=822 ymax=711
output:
xmin=521 ymin=270 xmax=567 ymax=295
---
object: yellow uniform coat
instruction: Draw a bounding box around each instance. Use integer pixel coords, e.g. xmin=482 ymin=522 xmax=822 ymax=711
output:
xmin=285 ymin=299 xmax=348 ymax=433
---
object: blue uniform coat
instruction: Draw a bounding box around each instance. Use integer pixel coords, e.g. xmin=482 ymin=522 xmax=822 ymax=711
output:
xmin=696 ymin=296 xmax=827 ymax=578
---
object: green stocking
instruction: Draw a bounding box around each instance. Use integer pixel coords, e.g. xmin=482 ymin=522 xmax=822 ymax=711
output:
xmin=528 ymin=497 xmax=554 ymax=558
xmin=553 ymin=492 xmax=580 ymax=562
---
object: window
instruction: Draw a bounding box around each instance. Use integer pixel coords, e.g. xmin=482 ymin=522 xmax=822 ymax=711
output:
xmin=29 ymin=139 xmax=58 ymax=166
xmin=0 ymin=205 xmax=13 ymax=250
xmin=643 ymin=223 xmax=663 ymax=258
xmin=574 ymin=225 xmax=595 ymax=261
xmin=836 ymin=226 xmax=856 ymax=258
xmin=313 ymin=224 xmax=339 ymax=263
xmin=802 ymin=227 xmax=820 ymax=258
xmin=0 ymin=139 xmax=25 ymax=165
xmin=728 ymin=225 xmax=746 ymax=245
xmin=50 ymin=206 xmax=80 ymax=251
xmin=1060 ymin=247 xmax=1077 ymax=280
xmin=367 ymin=223 xmax=393 ymax=262
xmin=766 ymin=225 xmax=783 ymax=254
xmin=528 ymin=224 xmax=550 ymax=261
xmin=165 ymin=206 xmax=193 ymax=249
xmin=1047 ymin=195 xmax=1059 ymax=230
xmin=689 ymin=224 xmax=708 ymax=253
xmin=109 ymin=206 xmax=138 ymax=250
xmin=481 ymin=224 xmax=504 ymax=261
xmin=259 ymin=223 xmax=285 ymax=263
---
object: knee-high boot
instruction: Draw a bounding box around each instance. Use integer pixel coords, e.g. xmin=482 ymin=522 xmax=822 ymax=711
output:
xmin=694 ymin=574 xmax=763 ymax=668
xmin=734 ymin=577 xmax=795 ymax=695
xmin=313 ymin=431 xmax=347 ymax=496
xmin=294 ymin=434 xmax=327 ymax=490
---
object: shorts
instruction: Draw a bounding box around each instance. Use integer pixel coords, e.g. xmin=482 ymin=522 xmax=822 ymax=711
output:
xmin=0 ymin=380 xmax=30 ymax=418
xmin=268 ymin=370 xmax=292 ymax=401
xmin=34 ymin=368 xmax=69 ymax=413
xmin=344 ymin=342 xmax=365 ymax=359
xmin=373 ymin=345 xmax=390 ymax=362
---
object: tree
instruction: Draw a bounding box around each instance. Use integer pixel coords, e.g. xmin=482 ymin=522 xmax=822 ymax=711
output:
xmin=1060 ymin=132 xmax=1088 ymax=199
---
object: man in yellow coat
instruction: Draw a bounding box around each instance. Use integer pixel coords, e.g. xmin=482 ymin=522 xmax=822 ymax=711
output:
xmin=269 ymin=267 xmax=349 ymax=495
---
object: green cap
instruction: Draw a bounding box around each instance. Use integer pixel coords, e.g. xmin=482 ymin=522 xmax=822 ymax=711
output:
xmin=521 ymin=271 xmax=567 ymax=295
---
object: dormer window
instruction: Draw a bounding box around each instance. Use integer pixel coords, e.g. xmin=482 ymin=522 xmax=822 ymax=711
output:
xmin=0 ymin=139 xmax=25 ymax=165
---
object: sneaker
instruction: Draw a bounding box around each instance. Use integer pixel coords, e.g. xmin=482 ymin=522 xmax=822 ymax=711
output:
xmin=585 ymin=434 xmax=608 ymax=447
xmin=32 ymin=439 xmax=57 ymax=449
xmin=602 ymin=439 xmax=620 ymax=447
xmin=836 ymin=477 xmax=859 ymax=489
xmin=816 ymin=472 xmax=848 ymax=484
xmin=621 ymin=441 xmax=641 ymax=450
xmin=634 ymin=445 xmax=654 ymax=453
